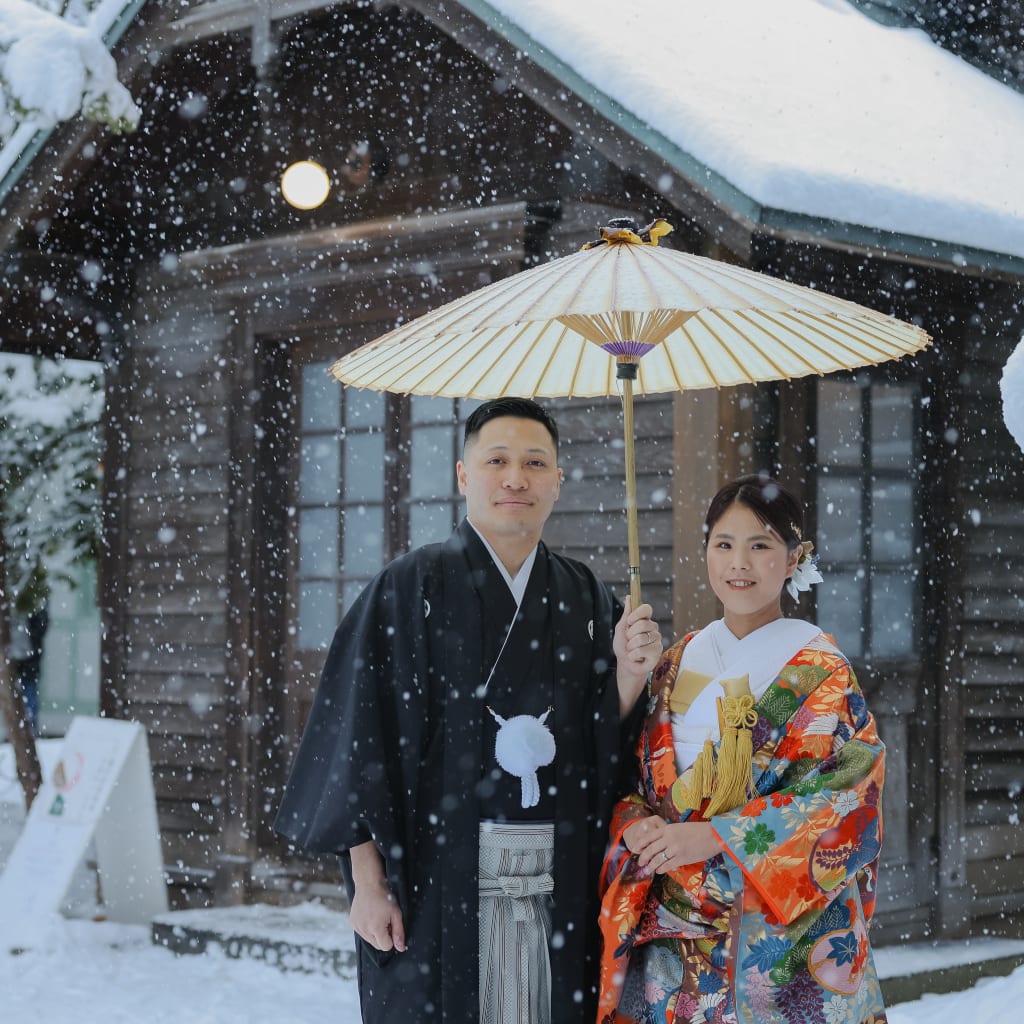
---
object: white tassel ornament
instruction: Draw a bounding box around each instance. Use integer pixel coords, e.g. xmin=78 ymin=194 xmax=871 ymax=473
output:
xmin=488 ymin=707 xmax=556 ymax=809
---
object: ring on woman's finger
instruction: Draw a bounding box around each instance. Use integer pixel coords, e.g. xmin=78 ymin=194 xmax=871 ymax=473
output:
xmin=661 ymin=850 xmax=668 ymax=862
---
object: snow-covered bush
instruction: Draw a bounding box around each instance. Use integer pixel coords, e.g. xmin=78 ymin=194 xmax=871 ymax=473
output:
xmin=1002 ymin=338 xmax=1024 ymax=455
xmin=0 ymin=354 xmax=103 ymax=613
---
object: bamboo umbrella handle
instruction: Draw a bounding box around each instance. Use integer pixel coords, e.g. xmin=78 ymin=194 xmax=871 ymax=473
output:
xmin=619 ymin=369 xmax=643 ymax=608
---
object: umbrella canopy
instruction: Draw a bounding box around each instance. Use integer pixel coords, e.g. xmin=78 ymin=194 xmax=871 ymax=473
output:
xmin=329 ymin=219 xmax=932 ymax=603
xmin=330 ymin=220 xmax=930 ymax=398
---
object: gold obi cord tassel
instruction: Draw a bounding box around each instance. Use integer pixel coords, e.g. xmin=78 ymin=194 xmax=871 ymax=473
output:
xmin=682 ymin=739 xmax=717 ymax=809
xmin=704 ymin=694 xmax=758 ymax=817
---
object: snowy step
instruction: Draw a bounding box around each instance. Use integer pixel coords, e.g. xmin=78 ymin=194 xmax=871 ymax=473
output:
xmin=874 ymin=937 xmax=1024 ymax=1005
xmin=151 ymin=903 xmax=356 ymax=979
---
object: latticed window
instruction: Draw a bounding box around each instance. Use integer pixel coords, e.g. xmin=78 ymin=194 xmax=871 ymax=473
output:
xmin=295 ymin=360 xmax=478 ymax=651
xmin=814 ymin=376 xmax=921 ymax=660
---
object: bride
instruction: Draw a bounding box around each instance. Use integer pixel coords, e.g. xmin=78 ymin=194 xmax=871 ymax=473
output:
xmin=597 ymin=475 xmax=888 ymax=1024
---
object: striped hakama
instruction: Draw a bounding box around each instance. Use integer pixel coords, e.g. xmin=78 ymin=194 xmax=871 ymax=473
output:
xmin=478 ymin=821 xmax=555 ymax=1024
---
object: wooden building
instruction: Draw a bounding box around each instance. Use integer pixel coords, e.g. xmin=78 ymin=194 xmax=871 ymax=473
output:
xmin=1 ymin=0 xmax=1022 ymax=943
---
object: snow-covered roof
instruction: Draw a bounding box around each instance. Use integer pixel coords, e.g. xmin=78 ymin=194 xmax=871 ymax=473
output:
xmin=4 ymin=0 xmax=1023 ymax=273
xmin=478 ymin=0 xmax=1024 ymax=269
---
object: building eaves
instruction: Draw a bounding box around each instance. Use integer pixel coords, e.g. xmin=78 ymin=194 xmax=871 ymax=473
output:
xmin=459 ymin=0 xmax=1024 ymax=277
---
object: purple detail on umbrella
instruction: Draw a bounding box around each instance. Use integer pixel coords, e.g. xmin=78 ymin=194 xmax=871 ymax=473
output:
xmin=600 ymin=341 xmax=655 ymax=358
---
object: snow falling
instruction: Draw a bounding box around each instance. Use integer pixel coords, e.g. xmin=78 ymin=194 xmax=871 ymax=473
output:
xmin=3 ymin=0 xmax=1024 ymax=1021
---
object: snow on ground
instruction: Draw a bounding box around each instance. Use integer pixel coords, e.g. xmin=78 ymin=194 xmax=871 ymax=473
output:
xmin=3 ymin=741 xmax=1023 ymax=1021
xmin=888 ymin=965 xmax=1024 ymax=1023
xmin=0 ymin=912 xmax=1022 ymax=1023
xmin=2 ymin=918 xmax=360 ymax=1023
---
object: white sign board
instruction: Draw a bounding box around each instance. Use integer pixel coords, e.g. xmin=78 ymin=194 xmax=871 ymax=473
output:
xmin=0 ymin=716 xmax=167 ymax=950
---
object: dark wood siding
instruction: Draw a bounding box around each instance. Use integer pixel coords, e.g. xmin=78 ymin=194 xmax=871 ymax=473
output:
xmin=110 ymin=296 xmax=237 ymax=901
xmin=958 ymin=282 xmax=1024 ymax=937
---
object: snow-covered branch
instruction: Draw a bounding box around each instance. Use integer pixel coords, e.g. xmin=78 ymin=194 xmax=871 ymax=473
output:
xmin=0 ymin=0 xmax=140 ymax=139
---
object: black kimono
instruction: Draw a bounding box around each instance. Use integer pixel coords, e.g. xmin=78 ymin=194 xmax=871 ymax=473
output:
xmin=276 ymin=520 xmax=638 ymax=1023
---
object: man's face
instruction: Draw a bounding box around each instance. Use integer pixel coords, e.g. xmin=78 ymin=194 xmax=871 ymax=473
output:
xmin=456 ymin=416 xmax=562 ymax=549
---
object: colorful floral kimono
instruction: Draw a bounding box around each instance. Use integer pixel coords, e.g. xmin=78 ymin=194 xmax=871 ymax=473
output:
xmin=597 ymin=625 xmax=887 ymax=1024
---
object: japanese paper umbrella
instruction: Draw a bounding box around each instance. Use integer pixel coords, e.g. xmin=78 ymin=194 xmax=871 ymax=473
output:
xmin=329 ymin=218 xmax=931 ymax=604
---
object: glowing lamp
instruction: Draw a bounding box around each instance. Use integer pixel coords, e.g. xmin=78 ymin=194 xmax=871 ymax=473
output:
xmin=280 ymin=160 xmax=331 ymax=209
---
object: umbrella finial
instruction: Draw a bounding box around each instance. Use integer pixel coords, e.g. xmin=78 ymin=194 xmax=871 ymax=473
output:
xmin=607 ymin=216 xmax=639 ymax=233
xmin=582 ymin=218 xmax=674 ymax=249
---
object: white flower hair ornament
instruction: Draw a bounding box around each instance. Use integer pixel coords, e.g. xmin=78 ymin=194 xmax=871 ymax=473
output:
xmin=786 ymin=540 xmax=824 ymax=601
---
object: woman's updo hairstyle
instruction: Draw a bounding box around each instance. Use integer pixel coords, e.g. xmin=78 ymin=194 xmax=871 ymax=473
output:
xmin=703 ymin=474 xmax=804 ymax=552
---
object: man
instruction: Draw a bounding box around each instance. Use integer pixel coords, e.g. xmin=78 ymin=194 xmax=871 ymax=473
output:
xmin=276 ymin=398 xmax=661 ymax=1023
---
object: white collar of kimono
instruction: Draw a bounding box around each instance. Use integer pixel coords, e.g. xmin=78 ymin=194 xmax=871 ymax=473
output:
xmin=683 ymin=617 xmax=823 ymax=699
xmin=671 ymin=618 xmax=823 ymax=771
xmin=466 ymin=520 xmax=538 ymax=607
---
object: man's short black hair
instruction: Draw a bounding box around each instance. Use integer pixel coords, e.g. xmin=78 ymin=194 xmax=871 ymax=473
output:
xmin=463 ymin=398 xmax=559 ymax=453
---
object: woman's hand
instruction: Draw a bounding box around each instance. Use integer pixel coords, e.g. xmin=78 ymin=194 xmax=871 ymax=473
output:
xmin=613 ymin=597 xmax=663 ymax=717
xmin=631 ymin=820 xmax=722 ymax=872
xmin=623 ymin=815 xmax=666 ymax=854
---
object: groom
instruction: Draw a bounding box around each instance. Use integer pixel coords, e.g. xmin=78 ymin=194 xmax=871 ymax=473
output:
xmin=276 ymin=397 xmax=662 ymax=1023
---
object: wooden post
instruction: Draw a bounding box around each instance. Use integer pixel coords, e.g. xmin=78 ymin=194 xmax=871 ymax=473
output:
xmin=0 ymin=503 xmax=42 ymax=809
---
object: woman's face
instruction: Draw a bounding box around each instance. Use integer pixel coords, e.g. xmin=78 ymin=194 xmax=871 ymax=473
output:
xmin=705 ymin=502 xmax=800 ymax=637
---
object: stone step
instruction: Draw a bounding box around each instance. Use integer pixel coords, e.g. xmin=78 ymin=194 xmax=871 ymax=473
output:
xmin=152 ymin=903 xmax=356 ymax=979
xmin=152 ymin=904 xmax=1024 ymax=1007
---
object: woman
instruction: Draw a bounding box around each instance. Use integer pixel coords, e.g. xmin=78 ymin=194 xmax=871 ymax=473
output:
xmin=597 ymin=475 xmax=887 ymax=1024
